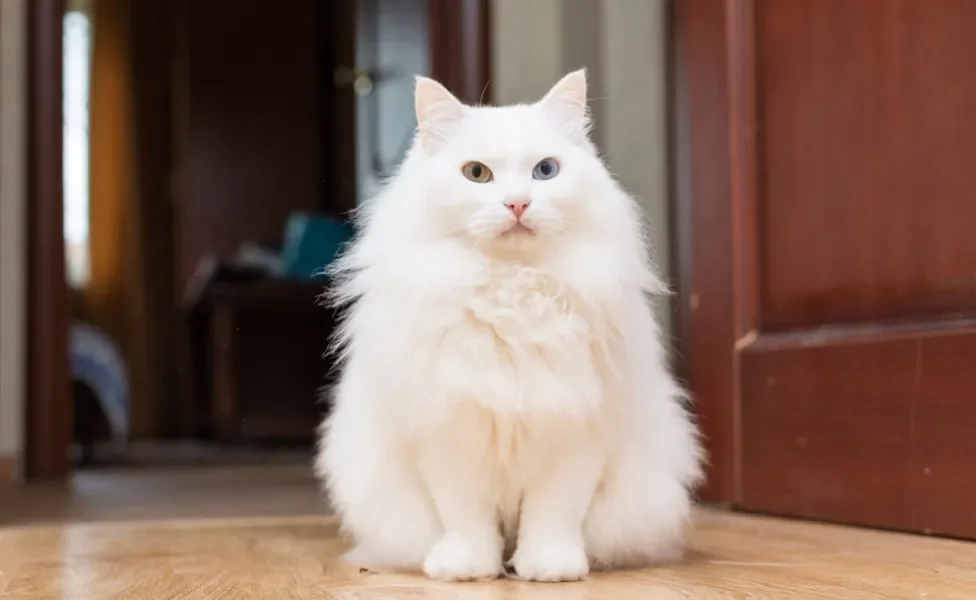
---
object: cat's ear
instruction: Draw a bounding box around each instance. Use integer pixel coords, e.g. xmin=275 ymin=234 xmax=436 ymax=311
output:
xmin=538 ymin=69 xmax=590 ymax=138
xmin=415 ymin=76 xmax=465 ymax=153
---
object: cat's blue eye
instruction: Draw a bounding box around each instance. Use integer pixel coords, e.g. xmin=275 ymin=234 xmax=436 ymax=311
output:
xmin=532 ymin=158 xmax=560 ymax=181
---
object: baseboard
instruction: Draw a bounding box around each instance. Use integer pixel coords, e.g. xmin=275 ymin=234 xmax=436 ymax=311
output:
xmin=0 ymin=454 xmax=21 ymax=485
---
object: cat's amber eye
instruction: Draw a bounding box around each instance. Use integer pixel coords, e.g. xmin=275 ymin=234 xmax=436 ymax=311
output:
xmin=461 ymin=161 xmax=493 ymax=183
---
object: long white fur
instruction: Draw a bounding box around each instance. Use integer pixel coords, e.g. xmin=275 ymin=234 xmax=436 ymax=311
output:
xmin=316 ymin=70 xmax=703 ymax=583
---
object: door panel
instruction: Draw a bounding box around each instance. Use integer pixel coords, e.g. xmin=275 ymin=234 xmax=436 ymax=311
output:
xmin=740 ymin=325 xmax=976 ymax=537
xmin=677 ymin=0 xmax=976 ymax=536
xmin=757 ymin=0 xmax=976 ymax=330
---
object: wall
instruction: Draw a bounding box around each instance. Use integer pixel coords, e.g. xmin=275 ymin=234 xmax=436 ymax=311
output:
xmin=0 ymin=0 xmax=28 ymax=482
xmin=491 ymin=0 xmax=672 ymax=336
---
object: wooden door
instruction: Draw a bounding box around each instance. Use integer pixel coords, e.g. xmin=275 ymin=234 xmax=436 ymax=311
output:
xmin=174 ymin=0 xmax=327 ymax=288
xmin=676 ymin=0 xmax=976 ymax=538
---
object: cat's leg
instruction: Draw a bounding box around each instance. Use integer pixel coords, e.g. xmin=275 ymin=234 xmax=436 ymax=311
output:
xmin=416 ymin=428 xmax=505 ymax=582
xmin=316 ymin=401 xmax=442 ymax=572
xmin=583 ymin=397 xmax=701 ymax=570
xmin=584 ymin=462 xmax=693 ymax=570
xmin=509 ymin=438 xmax=604 ymax=582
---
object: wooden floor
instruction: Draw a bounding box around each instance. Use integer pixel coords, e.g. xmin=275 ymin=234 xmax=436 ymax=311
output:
xmin=2 ymin=466 xmax=976 ymax=598
xmin=0 ymin=463 xmax=322 ymax=525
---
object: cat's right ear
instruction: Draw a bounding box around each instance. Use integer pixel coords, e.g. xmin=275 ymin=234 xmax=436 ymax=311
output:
xmin=539 ymin=69 xmax=590 ymax=141
xmin=415 ymin=76 xmax=464 ymax=154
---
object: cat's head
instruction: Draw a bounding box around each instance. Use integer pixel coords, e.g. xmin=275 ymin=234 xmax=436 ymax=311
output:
xmin=407 ymin=70 xmax=626 ymax=254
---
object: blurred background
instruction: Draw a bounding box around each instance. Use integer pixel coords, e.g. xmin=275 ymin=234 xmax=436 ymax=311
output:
xmin=0 ymin=0 xmax=674 ymax=523
xmin=3 ymin=0 xmax=975 ymax=541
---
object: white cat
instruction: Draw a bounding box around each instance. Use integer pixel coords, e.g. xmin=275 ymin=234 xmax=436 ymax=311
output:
xmin=316 ymin=70 xmax=703 ymax=583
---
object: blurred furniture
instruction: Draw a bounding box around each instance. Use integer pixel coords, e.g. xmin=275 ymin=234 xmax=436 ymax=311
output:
xmin=71 ymin=321 xmax=130 ymax=465
xmin=191 ymin=280 xmax=336 ymax=443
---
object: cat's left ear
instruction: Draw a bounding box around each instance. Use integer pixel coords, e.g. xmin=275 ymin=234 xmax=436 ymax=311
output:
xmin=538 ymin=69 xmax=590 ymax=138
xmin=415 ymin=76 xmax=465 ymax=154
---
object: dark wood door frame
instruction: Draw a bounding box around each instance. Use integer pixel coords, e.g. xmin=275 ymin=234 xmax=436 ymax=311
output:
xmin=27 ymin=0 xmax=72 ymax=480
xmin=428 ymin=0 xmax=492 ymax=104
xmin=671 ymin=0 xmax=743 ymax=504
xmin=24 ymin=0 xmax=493 ymax=480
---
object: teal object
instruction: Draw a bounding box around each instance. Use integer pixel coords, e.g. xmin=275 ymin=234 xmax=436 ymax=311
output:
xmin=280 ymin=212 xmax=354 ymax=281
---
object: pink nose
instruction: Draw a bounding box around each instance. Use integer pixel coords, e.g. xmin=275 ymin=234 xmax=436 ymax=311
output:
xmin=504 ymin=198 xmax=530 ymax=219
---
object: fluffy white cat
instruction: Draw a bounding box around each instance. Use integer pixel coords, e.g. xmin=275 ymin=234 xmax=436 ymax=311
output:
xmin=316 ymin=70 xmax=703 ymax=583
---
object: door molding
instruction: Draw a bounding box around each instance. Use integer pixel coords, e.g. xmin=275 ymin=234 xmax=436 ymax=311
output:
xmin=0 ymin=0 xmax=30 ymax=483
xmin=428 ymin=0 xmax=492 ymax=104
xmin=672 ymin=0 xmax=754 ymax=503
xmin=27 ymin=0 xmax=72 ymax=480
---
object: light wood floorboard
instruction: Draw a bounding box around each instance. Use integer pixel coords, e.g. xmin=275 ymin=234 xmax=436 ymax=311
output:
xmin=1 ymin=465 xmax=974 ymax=598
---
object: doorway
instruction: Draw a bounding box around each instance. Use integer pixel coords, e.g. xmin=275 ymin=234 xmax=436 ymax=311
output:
xmin=25 ymin=0 xmax=491 ymax=480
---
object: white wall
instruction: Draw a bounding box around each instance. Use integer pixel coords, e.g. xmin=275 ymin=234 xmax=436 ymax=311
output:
xmin=491 ymin=0 xmax=672 ymax=335
xmin=601 ymin=0 xmax=671 ymax=331
xmin=491 ymin=0 xmax=563 ymax=103
xmin=0 ymin=0 xmax=28 ymax=475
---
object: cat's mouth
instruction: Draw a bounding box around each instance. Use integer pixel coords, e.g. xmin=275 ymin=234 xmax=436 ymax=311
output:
xmin=500 ymin=222 xmax=536 ymax=237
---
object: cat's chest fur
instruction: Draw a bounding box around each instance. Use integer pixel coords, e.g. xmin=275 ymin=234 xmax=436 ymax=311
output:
xmin=466 ymin=263 xmax=584 ymax=342
xmin=421 ymin=259 xmax=620 ymax=419
xmin=413 ymin=260 xmax=617 ymax=520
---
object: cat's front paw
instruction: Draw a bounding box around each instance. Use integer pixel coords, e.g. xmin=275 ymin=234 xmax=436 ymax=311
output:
xmin=510 ymin=541 xmax=589 ymax=582
xmin=422 ymin=533 xmax=503 ymax=582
